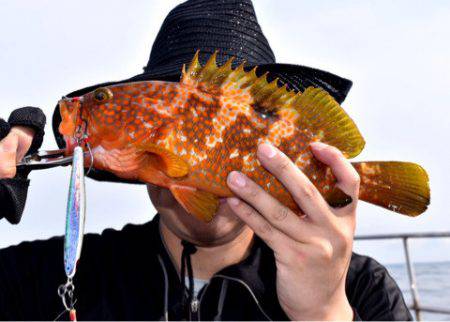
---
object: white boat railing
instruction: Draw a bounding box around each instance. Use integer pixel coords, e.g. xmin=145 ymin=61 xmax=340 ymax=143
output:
xmin=355 ymin=232 xmax=450 ymax=321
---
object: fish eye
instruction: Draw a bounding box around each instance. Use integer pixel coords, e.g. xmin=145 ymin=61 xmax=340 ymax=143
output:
xmin=93 ymin=88 xmax=113 ymax=104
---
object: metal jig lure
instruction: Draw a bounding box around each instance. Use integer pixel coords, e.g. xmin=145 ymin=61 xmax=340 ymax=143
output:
xmin=57 ymin=145 xmax=86 ymax=321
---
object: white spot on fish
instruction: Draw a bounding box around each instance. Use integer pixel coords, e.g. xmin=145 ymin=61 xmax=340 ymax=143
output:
xmin=243 ymin=154 xmax=251 ymax=164
xmin=242 ymin=153 xmax=258 ymax=171
xmin=388 ymin=204 xmax=401 ymax=212
xmin=206 ymin=101 xmax=253 ymax=148
xmin=155 ymin=103 xmax=172 ymax=117
xmin=187 ymin=149 xmax=208 ymax=166
xmin=361 ymin=163 xmax=380 ymax=175
xmin=257 ymin=138 xmax=270 ymax=146
xmin=295 ymin=156 xmax=304 ymax=166
xmin=266 ymin=120 xmax=294 ymax=146
xmin=196 ymin=151 xmax=208 ymax=162
xmin=229 ymin=149 xmax=239 ymax=159
xmin=205 ymin=135 xmax=223 ymax=148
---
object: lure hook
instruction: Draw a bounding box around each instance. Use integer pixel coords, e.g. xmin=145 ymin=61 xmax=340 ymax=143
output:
xmin=57 ymin=278 xmax=75 ymax=312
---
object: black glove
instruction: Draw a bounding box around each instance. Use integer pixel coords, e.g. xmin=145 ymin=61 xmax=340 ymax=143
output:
xmin=0 ymin=107 xmax=46 ymax=224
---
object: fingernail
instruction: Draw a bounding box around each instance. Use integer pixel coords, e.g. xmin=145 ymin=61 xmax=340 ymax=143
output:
xmin=229 ymin=171 xmax=247 ymax=187
xmin=259 ymin=143 xmax=277 ymax=158
xmin=228 ymin=197 xmax=240 ymax=206
xmin=310 ymin=141 xmax=327 ymax=150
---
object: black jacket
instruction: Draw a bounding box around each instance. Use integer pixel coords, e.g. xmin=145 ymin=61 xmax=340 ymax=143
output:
xmin=0 ymin=215 xmax=412 ymax=320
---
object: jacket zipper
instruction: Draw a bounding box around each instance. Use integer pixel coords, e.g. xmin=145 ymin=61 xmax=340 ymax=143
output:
xmin=189 ymin=282 xmax=209 ymax=321
xmin=158 ymin=235 xmax=271 ymax=320
xmin=190 ymin=297 xmax=200 ymax=320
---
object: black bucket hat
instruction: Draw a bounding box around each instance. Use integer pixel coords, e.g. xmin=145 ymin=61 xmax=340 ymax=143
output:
xmin=52 ymin=0 xmax=352 ymax=183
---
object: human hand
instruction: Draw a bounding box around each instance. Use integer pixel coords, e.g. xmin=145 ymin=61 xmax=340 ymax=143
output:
xmin=0 ymin=125 xmax=35 ymax=178
xmin=0 ymin=107 xmax=46 ymax=224
xmin=226 ymin=142 xmax=359 ymax=321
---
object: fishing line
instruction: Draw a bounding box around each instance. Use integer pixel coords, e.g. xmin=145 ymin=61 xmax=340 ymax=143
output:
xmin=86 ymin=142 xmax=94 ymax=175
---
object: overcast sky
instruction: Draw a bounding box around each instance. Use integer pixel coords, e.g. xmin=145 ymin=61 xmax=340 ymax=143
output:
xmin=0 ymin=0 xmax=449 ymax=265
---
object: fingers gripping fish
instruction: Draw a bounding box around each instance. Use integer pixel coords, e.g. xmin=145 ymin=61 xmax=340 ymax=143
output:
xmin=58 ymin=51 xmax=430 ymax=222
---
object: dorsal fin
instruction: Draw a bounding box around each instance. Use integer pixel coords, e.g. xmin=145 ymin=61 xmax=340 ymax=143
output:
xmin=181 ymin=51 xmax=365 ymax=158
xmin=280 ymin=87 xmax=365 ymax=158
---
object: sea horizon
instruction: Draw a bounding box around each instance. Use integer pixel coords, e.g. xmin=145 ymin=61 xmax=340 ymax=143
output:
xmin=386 ymin=259 xmax=450 ymax=267
xmin=385 ymin=261 xmax=450 ymax=321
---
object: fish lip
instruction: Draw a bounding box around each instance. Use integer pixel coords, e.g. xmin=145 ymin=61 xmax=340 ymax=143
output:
xmin=61 ymin=96 xmax=84 ymax=103
xmin=64 ymin=136 xmax=77 ymax=156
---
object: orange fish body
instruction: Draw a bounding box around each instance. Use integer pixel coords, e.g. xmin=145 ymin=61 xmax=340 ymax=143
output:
xmin=59 ymin=52 xmax=430 ymax=222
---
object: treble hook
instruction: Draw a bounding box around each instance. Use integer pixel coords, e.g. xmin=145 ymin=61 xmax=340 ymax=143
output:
xmin=57 ymin=278 xmax=75 ymax=311
xmin=57 ymin=278 xmax=78 ymax=321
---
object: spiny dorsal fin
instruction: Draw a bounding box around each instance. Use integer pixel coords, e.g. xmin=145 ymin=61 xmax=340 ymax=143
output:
xmin=182 ymin=50 xmax=202 ymax=85
xmin=181 ymin=50 xmax=295 ymax=104
xmin=181 ymin=51 xmax=365 ymax=158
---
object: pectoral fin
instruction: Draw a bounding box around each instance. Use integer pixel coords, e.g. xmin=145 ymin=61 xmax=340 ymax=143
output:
xmin=170 ymin=185 xmax=219 ymax=222
xmin=139 ymin=143 xmax=189 ymax=178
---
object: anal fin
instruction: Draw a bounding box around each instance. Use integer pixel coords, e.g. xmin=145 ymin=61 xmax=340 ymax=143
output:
xmin=170 ymin=185 xmax=219 ymax=222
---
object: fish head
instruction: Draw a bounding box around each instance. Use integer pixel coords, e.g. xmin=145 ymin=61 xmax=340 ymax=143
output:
xmin=58 ymin=95 xmax=85 ymax=154
xmin=58 ymin=86 xmax=117 ymax=153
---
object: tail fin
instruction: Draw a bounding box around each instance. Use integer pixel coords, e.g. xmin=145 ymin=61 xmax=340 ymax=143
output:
xmin=352 ymin=161 xmax=430 ymax=216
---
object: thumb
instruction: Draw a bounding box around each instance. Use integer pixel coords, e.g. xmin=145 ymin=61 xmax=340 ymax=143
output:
xmin=0 ymin=132 xmax=19 ymax=178
xmin=11 ymin=126 xmax=35 ymax=162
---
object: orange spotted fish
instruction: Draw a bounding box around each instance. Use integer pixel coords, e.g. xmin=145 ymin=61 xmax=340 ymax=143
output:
xmin=58 ymin=52 xmax=430 ymax=222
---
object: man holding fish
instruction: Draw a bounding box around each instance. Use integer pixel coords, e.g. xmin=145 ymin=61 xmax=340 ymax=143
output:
xmin=0 ymin=0 xmax=418 ymax=320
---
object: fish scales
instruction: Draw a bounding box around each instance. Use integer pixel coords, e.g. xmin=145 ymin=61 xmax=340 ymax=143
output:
xmin=142 ymin=82 xmax=321 ymax=210
xmin=72 ymin=80 xmax=323 ymax=212
xmin=58 ymin=51 xmax=430 ymax=221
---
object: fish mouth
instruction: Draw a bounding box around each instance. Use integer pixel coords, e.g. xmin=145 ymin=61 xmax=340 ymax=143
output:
xmin=64 ymin=136 xmax=78 ymax=156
